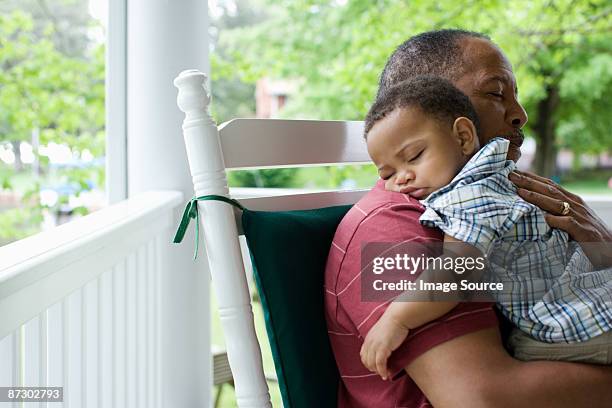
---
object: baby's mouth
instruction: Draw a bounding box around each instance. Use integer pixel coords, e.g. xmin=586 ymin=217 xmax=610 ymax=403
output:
xmin=399 ymin=186 xmax=428 ymax=199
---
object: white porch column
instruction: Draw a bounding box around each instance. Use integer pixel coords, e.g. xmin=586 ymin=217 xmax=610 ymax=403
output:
xmin=127 ymin=1 xmax=210 ymax=407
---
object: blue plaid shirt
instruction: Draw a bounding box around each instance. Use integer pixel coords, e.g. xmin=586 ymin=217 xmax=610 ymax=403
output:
xmin=420 ymin=137 xmax=612 ymax=343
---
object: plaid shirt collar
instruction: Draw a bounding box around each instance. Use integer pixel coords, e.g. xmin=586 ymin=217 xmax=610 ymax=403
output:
xmin=423 ymin=137 xmax=516 ymax=205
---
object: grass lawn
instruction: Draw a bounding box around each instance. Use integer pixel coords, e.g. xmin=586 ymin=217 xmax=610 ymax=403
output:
xmin=559 ymin=168 xmax=612 ymax=196
xmin=561 ymin=180 xmax=612 ymax=196
xmin=211 ymin=291 xmax=284 ymax=407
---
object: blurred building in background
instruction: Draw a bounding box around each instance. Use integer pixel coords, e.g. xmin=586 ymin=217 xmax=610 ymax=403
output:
xmin=255 ymin=78 xmax=297 ymax=118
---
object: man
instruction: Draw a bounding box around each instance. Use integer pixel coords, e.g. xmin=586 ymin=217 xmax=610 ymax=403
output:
xmin=325 ymin=29 xmax=612 ymax=408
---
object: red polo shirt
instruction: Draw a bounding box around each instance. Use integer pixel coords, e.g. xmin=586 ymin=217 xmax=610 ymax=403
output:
xmin=324 ymin=180 xmax=498 ymax=408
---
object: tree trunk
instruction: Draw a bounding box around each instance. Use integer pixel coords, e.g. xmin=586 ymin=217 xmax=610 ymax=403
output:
xmin=11 ymin=140 xmax=23 ymax=172
xmin=533 ymin=83 xmax=560 ymax=178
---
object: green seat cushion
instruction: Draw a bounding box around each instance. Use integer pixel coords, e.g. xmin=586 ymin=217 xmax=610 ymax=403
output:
xmin=242 ymin=205 xmax=352 ymax=408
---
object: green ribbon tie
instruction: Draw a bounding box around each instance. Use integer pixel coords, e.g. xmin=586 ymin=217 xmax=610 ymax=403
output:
xmin=173 ymin=194 xmax=245 ymax=259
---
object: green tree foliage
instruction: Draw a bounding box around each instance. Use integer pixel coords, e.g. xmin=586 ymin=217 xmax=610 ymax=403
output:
xmin=0 ymin=6 xmax=104 ymax=243
xmin=212 ymin=0 xmax=612 ymax=178
xmin=0 ymin=0 xmax=94 ymax=57
xmin=228 ymin=168 xmax=299 ymax=187
xmin=0 ymin=11 xmax=104 ymax=154
xmin=209 ymin=0 xmax=269 ymax=123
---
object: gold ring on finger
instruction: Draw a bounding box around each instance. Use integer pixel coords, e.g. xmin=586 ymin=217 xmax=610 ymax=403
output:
xmin=561 ymin=201 xmax=571 ymax=216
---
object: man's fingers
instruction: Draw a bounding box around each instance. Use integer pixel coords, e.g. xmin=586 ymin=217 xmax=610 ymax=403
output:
xmin=544 ymin=213 xmax=600 ymax=242
xmin=510 ymin=172 xmax=566 ymax=201
xmin=512 ymin=171 xmax=582 ymax=203
xmin=517 ymin=188 xmax=572 ymax=215
xmin=519 ymin=170 xmax=583 ymax=201
xmin=543 ymin=214 xmax=579 ymax=235
xmin=512 ymin=171 xmax=612 ymax=268
xmin=543 ymin=213 xmax=598 ymax=243
xmin=514 ymin=170 xmax=554 ymax=185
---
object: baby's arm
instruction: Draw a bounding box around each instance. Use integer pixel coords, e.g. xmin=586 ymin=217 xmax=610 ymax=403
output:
xmin=360 ymin=299 xmax=458 ymax=380
xmin=361 ymin=234 xmax=470 ymax=379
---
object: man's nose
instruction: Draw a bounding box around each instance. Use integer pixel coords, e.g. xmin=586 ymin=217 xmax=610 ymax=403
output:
xmin=508 ymin=97 xmax=528 ymax=128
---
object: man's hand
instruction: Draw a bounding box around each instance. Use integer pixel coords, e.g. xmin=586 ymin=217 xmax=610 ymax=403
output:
xmin=509 ymin=170 xmax=612 ymax=268
xmin=360 ymin=313 xmax=409 ymax=381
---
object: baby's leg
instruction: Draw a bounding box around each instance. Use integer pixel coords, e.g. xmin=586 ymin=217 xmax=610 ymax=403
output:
xmin=507 ymin=328 xmax=612 ymax=365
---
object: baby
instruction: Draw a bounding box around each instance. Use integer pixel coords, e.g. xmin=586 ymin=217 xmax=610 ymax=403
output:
xmin=360 ymin=76 xmax=612 ymax=379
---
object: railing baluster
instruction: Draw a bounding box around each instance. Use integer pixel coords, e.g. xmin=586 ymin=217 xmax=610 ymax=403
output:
xmin=62 ymin=299 xmax=69 ymax=408
xmin=137 ymin=245 xmax=146 ymax=408
xmin=146 ymin=239 xmax=154 ymax=408
xmin=67 ymin=290 xmax=82 ymax=407
xmin=13 ymin=329 xmax=21 ymax=408
xmin=45 ymin=303 xmax=61 ymax=408
xmin=154 ymin=235 xmax=162 ymax=408
xmin=81 ymin=285 xmax=87 ymax=408
xmin=39 ymin=311 xmax=48 ymax=408
xmin=98 ymin=271 xmax=112 ymax=408
xmin=0 ymin=333 xmax=15 ymax=408
xmin=84 ymin=280 xmax=98 ymax=408
xmin=126 ymin=253 xmax=136 ymax=408
xmin=24 ymin=315 xmax=40 ymax=408
xmin=113 ymin=260 xmax=127 ymax=408
xmin=135 ymin=246 xmax=140 ymax=408
xmin=134 ymin=249 xmax=139 ymax=408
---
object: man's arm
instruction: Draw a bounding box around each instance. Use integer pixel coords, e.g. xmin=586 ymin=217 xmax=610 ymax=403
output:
xmin=406 ymin=327 xmax=612 ymax=408
xmin=509 ymin=170 xmax=612 ymax=268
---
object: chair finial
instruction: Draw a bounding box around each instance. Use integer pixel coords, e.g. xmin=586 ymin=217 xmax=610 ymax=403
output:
xmin=174 ymin=70 xmax=211 ymax=117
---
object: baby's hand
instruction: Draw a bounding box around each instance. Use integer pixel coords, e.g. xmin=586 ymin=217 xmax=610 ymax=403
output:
xmin=359 ymin=313 xmax=409 ymax=380
xmin=384 ymin=178 xmax=404 ymax=193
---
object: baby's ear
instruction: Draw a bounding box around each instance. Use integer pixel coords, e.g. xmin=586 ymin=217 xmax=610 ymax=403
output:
xmin=452 ymin=117 xmax=479 ymax=156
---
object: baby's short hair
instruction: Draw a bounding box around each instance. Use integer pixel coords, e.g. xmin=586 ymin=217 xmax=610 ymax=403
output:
xmin=364 ymin=76 xmax=481 ymax=138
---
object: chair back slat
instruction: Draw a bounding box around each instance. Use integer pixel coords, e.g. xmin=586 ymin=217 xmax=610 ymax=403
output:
xmin=219 ymin=119 xmax=369 ymax=169
xmin=234 ymin=189 xmax=368 ymax=211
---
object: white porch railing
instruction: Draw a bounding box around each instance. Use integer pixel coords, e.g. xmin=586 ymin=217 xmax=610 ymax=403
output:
xmin=0 ymin=191 xmax=182 ymax=408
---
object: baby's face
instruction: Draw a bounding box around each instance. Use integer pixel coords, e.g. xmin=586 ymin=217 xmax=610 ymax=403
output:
xmin=366 ymin=107 xmax=477 ymax=199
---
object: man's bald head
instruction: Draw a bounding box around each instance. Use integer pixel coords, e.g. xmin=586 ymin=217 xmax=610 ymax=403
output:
xmin=377 ymin=29 xmax=492 ymax=98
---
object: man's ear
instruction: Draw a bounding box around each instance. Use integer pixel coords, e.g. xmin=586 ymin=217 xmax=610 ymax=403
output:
xmin=452 ymin=117 xmax=479 ymax=156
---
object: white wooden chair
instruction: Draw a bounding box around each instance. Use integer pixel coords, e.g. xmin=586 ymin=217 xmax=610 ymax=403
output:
xmin=173 ymin=69 xmax=371 ymax=407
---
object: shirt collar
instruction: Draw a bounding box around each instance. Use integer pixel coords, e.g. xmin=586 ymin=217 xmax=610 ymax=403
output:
xmin=422 ymin=137 xmax=516 ymax=203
